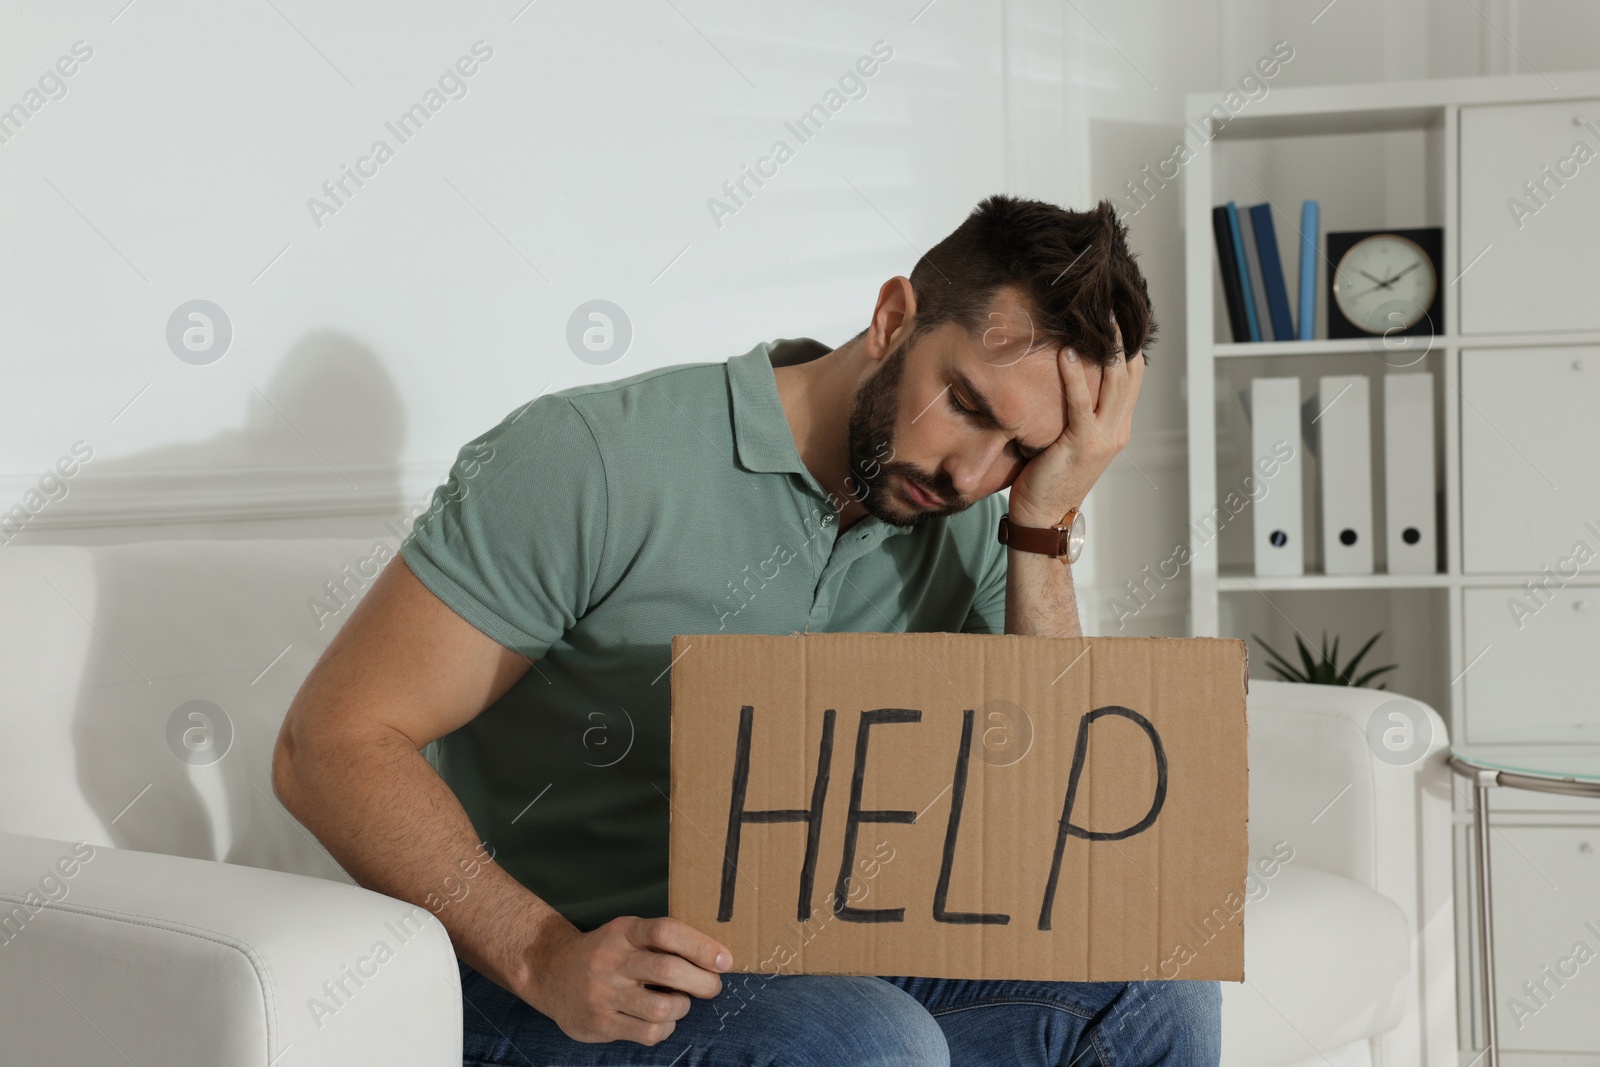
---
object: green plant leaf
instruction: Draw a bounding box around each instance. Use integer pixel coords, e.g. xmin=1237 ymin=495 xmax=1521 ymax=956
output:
xmin=1311 ymin=632 xmax=1341 ymax=685
xmin=1256 ymin=629 xmax=1399 ymax=688
xmin=1252 ymin=634 xmax=1309 ymax=683
xmin=1352 ymin=664 xmax=1399 ymax=688
xmin=1296 ymin=633 xmax=1320 ymax=681
xmin=1341 ymin=631 xmax=1385 ymax=683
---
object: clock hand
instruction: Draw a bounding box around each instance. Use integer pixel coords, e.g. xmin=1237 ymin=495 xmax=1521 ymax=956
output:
xmin=1358 ymin=270 xmax=1386 ymax=286
xmin=1372 ymin=262 xmax=1423 ymax=290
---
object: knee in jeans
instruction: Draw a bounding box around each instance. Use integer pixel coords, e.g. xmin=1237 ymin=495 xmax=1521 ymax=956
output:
xmin=867 ymin=1003 xmax=949 ymax=1067
xmin=773 ymin=977 xmax=949 ymax=1067
xmin=1121 ymin=980 xmax=1221 ymax=1059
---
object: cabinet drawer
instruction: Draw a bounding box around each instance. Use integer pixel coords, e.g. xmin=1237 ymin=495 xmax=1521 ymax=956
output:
xmin=1460 ymin=348 xmax=1600 ymax=574
xmin=1487 ymin=826 xmax=1600 ymax=1053
xmin=1463 ymin=587 xmax=1600 ymax=745
xmin=1460 ymin=99 xmax=1600 ymax=334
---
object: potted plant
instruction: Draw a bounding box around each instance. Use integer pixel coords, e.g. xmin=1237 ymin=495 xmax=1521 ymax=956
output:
xmin=1250 ymin=630 xmax=1398 ymax=688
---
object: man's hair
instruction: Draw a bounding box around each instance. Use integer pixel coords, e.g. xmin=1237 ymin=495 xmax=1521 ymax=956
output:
xmin=853 ymin=194 xmax=1154 ymax=367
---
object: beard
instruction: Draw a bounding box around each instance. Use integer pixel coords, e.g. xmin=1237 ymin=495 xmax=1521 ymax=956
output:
xmin=843 ymin=332 xmax=965 ymax=529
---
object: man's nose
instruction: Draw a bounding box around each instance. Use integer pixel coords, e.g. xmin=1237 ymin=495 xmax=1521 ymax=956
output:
xmin=945 ymin=439 xmax=1007 ymax=499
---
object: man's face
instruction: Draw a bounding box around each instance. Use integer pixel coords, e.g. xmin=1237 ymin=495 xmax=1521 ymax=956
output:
xmin=845 ymin=287 xmax=1106 ymax=529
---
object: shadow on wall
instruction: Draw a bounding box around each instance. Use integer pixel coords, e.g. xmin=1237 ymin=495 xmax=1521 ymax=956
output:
xmin=50 ymin=331 xmax=408 ymax=873
xmin=22 ymin=330 xmax=408 ymax=534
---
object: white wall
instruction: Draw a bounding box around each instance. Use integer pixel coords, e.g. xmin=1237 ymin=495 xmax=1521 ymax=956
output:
xmin=4 ymin=0 xmax=1596 ymax=639
xmin=0 ymin=0 xmax=1037 ymax=540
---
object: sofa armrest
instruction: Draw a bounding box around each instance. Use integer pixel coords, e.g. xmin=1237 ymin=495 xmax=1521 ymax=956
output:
xmin=1243 ymin=680 xmax=1457 ymax=1067
xmin=0 ymin=831 xmax=462 ymax=1067
xmin=1246 ymin=679 xmax=1449 ymax=888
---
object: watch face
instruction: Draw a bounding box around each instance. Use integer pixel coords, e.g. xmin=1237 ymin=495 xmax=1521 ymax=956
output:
xmin=1066 ymin=511 xmax=1085 ymax=563
xmin=1331 ymin=234 xmax=1438 ymax=334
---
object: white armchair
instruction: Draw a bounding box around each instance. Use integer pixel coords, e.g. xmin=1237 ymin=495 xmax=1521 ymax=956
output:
xmin=1226 ymin=680 xmax=1457 ymax=1067
xmin=0 ymin=537 xmax=1455 ymax=1065
xmin=0 ymin=829 xmax=459 ymax=1065
xmin=0 ymin=538 xmax=462 ymax=1067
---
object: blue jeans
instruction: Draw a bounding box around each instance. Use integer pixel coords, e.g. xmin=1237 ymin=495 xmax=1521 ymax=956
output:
xmin=459 ymin=958 xmax=1221 ymax=1066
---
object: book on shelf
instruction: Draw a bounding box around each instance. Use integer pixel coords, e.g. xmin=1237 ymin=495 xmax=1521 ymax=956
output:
xmin=1211 ymin=206 xmax=1250 ymax=343
xmin=1239 ymin=208 xmax=1274 ymax=340
xmin=1297 ymin=200 xmax=1319 ymax=341
xmin=1224 ymin=202 xmax=1261 ymax=342
xmin=1248 ymin=203 xmax=1296 ymax=342
xmin=1211 ymin=197 xmax=1324 ymax=343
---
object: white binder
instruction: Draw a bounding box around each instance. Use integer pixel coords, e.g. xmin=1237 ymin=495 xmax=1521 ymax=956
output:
xmin=1317 ymin=374 xmax=1375 ymax=575
xmin=1383 ymin=372 xmax=1437 ymax=574
xmin=1250 ymin=377 xmax=1304 ymax=576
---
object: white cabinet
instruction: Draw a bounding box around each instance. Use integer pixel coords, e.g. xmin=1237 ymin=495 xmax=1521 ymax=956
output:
xmin=1487 ymin=826 xmax=1600 ymax=1053
xmin=1460 ymin=347 xmax=1600 ymax=574
xmin=1460 ymin=98 xmax=1600 ymax=335
xmin=1462 ymin=588 xmax=1600 ymax=746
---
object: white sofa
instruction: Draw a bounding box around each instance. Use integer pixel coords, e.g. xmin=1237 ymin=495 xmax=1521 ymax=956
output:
xmin=0 ymin=537 xmax=1456 ymax=1066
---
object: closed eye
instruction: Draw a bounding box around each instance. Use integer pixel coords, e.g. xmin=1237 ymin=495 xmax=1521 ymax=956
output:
xmin=948 ymin=390 xmax=1040 ymax=460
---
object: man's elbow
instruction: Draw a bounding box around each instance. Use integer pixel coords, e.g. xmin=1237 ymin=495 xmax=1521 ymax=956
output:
xmin=270 ymin=714 xmax=311 ymax=813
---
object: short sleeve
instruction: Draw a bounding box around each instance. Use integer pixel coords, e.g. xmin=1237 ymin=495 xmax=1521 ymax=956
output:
xmin=961 ymin=517 xmax=1008 ymax=635
xmin=400 ymin=394 xmax=609 ymax=661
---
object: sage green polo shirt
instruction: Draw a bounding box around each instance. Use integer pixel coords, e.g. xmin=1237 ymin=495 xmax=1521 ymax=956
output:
xmin=400 ymin=337 xmax=1009 ymax=932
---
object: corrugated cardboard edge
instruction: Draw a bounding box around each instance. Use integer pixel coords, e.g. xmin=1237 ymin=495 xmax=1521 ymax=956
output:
xmin=1236 ymin=636 xmax=1250 ymax=984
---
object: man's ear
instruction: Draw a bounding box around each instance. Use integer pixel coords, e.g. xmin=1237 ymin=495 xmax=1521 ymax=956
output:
xmin=866 ymin=276 xmax=916 ymax=360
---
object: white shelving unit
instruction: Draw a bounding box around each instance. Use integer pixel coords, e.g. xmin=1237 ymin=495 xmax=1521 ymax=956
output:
xmin=1184 ymin=71 xmax=1600 ymax=1066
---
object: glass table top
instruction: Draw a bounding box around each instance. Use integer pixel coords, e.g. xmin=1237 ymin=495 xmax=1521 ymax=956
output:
xmin=1450 ymin=742 xmax=1600 ymax=787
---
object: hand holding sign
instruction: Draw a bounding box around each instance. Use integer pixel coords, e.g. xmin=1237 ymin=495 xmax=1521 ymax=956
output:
xmin=522 ymin=914 xmax=732 ymax=1046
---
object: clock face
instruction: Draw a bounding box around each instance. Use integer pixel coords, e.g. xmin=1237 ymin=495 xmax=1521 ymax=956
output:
xmin=1331 ymin=234 xmax=1439 ymax=334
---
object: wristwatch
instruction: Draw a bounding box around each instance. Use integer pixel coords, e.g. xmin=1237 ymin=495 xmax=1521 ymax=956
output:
xmin=997 ymin=508 xmax=1085 ymax=564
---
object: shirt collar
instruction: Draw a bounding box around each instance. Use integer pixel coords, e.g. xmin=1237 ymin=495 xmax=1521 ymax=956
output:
xmin=726 ymin=337 xmax=916 ymax=542
xmin=727 ymin=337 xmax=828 ymax=475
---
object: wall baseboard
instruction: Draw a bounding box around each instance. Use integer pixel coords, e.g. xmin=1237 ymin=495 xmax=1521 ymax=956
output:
xmin=0 ymin=463 xmax=451 ymax=533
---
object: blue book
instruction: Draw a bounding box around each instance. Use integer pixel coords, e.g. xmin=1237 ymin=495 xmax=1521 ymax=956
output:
xmin=1239 ymin=209 xmax=1274 ymax=339
xmin=1298 ymin=200 xmax=1319 ymax=340
xmin=1248 ymin=203 xmax=1295 ymax=341
xmin=1225 ymin=202 xmax=1260 ymax=342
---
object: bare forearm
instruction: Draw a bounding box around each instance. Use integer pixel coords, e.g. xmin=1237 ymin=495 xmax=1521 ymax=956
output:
xmin=272 ymin=725 xmax=569 ymax=996
xmin=1003 ymin=546 xmax=1083 ymax=637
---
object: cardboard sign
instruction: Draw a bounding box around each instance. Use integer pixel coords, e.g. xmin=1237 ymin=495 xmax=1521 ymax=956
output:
xmin=667 ymin=632 xmax=1248 ymax=982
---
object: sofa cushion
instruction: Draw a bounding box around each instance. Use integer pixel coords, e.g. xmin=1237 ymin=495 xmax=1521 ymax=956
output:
xmin=1221 ymin=864 xmax=1409 ymax=1067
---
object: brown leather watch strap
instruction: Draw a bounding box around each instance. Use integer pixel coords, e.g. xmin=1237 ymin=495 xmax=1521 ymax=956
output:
xmin=997 ymin=511 xmax=1073 ymax=557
